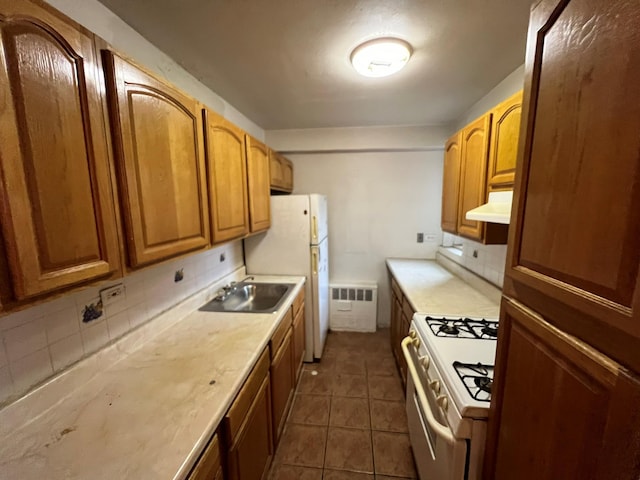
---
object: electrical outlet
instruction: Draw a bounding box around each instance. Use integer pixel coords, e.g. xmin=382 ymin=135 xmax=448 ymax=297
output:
xmin=425 ymin=234 xmax=437 ymax=242
xmin=417 ymin=233 xmax=424 ymax=243
xmin=100 ymin=283 xmax=125 ymax=307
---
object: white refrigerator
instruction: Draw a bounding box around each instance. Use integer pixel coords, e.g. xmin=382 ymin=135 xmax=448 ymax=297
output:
xmin=244 ymin=194 xmax=329 ymax=361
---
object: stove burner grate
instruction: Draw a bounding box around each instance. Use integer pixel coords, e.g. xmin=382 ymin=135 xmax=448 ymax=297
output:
xmin=424 ymin=316 xmax=499 ymax=340
xmin=453 ymin=361 xmax=494 ymax=402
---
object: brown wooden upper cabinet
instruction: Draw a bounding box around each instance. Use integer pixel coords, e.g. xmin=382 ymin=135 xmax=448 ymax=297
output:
xmin=245 ymin=136 xmax=271 ymax=233
xmin=102 ymin=51 xmax=210 ymax=268
xmin=457 ymin=113 xmax=493 ymax=240
xmin=441 ymin=132 xmax=462 ymax=234
xmin=487 ymin=91 xmax=523 ymax=189
xmin=442 ymin=92 xmax=522 ymax=244
xmin=203 ymin=109 xmax=250 ymax=244
xmin=0 ymin=0 xmax=121 ymax=302
xmin=269 ymin=150 xmax=293 ymax=193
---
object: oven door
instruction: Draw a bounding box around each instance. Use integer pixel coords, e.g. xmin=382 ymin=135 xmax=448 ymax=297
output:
xmin=402 ymin=337 xmax=468 ymax=480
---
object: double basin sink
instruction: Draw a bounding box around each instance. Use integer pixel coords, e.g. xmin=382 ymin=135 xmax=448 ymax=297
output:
xmin=199 ymin=281 xmax=295 ymax=314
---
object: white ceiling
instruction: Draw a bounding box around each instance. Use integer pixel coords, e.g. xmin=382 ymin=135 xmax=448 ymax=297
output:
xmin=97 ymin=0 xmax=533 ymax=130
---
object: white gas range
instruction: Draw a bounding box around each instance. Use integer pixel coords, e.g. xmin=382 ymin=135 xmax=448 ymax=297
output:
xmin=402 ymin=313 xmax=498 ymax=480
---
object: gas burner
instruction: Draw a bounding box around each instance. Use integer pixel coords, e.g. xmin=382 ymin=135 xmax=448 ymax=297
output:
xmin=480 ymin=325 xmax=498 ymax=338
xmin=424 ymin=316 xmax=499 ymax=340
xmin=474 ymin=376 xmax=492 ymax=395
xmin=439 ymin=324 xmax=460 ymax=336
xmin=453 ymin=362 xmax=494 ymax=402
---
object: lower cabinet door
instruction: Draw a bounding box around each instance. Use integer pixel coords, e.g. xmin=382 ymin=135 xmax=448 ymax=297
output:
xmin=485 ymin=297 xmax=634 ymax=480
xmin=227 ymin=374 xmax=273 ymax=480
xmin=188 ymin=433 xmax=222 ymax=480
xmin=292 ymin=306 xmax=305 ymax=382
xmin=271 ymin=328 xmax=294 ymax=445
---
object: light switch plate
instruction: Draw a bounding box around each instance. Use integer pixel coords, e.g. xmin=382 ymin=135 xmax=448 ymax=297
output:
xmin=100 ymin=283 xmax=126 ymax=307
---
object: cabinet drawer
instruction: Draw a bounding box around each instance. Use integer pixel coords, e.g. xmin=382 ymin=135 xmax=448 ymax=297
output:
xmin=402 ymin=297 xmax=414 ymax=322
xmin=188 ymin=433 xmax=221 ymax=480
xmin=292 ymin=288 xmax=305 ymax=317
xmin=225 ymin=347 xmax=270 ymax=443
xmin=270 ymin=308 xmax=293 ymax=355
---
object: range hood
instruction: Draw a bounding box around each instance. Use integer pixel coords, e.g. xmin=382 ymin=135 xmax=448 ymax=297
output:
xmin=465 ymin=190 xmax=513 ymax=224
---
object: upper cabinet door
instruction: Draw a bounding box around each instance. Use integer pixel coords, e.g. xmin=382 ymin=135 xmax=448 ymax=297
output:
xmin=245 ymin=136 xmax=271 ymax=233
xmin=103 ymin=51 xmax=210 ymax=267
xmin=505 ymin=0 xmax=640 ymax=372
xmin=0 ymin=0 xmax=120 ymax=299
xmin=441 ymin=132 xmax=462 ymax=234
xmin=487 ymin=90 xmax=523 ymax=189
xmin=203 ymin=109 xmax=249 ymax=244
xmin=456 ymin=114 xmax=491 ymax=240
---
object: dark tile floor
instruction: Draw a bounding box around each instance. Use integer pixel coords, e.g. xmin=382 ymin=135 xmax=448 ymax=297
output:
xmin=268 ymin=329 xmax=417 ymax=480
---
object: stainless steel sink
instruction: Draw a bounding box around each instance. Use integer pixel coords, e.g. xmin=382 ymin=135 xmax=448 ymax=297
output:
xmin=199 ymin=282 xmax=295 ymax=313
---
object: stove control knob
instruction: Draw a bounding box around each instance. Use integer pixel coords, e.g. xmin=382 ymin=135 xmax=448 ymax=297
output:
xmin=411 ymin=336 xmax=421 ymax=347
xmin=409 ymin=330 xmax=417 ymax=339
xmin=429 ymin=379 xmax=441 ymax=394
xmin=420 ymin=356 xmax=430 ymax=369
xmin=436 ymin=395 xmax=449 ymax=411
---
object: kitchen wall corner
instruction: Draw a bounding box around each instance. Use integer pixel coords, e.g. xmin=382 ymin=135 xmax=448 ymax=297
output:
xmin=439 ymin=234 xmax=507 ymax=288
xmin=0 ymin=241 xmax=243 ymax=407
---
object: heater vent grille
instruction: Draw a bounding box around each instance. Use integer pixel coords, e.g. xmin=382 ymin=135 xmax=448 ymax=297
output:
xmin=329 ymin=283 xmax=377 ymax=332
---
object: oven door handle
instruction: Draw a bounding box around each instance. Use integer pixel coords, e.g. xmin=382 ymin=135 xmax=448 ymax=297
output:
xmin=401 ymin=336 xmax=458 ymax=445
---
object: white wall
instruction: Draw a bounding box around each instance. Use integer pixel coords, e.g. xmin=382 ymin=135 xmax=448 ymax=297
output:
xmin=45 ymin=0 xmax=264 ymax=139
xmin=268 ymin=125 xmax=450 ymax=153
xmin=288 ymin=148 xmax=444 ymax=327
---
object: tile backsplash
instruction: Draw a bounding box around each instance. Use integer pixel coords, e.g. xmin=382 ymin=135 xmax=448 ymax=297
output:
xmin=0 ymin=240 xmax=243 ymax=407
xmin=441 ymin=233 xmax=507 ymax=288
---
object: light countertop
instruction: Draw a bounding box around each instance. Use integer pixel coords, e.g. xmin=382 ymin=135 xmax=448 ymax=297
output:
xmin=386 ymin=258 xmax=500 ymax=319
xmin=0 ymin=273 xmax=305 ymax=480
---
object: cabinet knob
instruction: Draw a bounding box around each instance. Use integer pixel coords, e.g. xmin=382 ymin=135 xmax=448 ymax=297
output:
xmin=430 ymin=379 xmax=441 ymax=394
xmin=420 ymin=355 xmax=430 ymax=369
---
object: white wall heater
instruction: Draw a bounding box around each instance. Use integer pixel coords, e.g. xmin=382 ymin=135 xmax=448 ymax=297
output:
xmin=329 ymin=283 xmax=378 ymax=332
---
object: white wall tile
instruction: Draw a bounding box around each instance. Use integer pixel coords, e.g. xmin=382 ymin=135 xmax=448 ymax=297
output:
xmin=4 ymin=318 xmax=48 ymax=362
xmin=45 ymin=306 xmax=80 ymax=344
xmin=0 ymin=241 xmax=243 ymax=406
xmin=49 ymin=333 xmax=84 ymax=371
xmin=81 ymin=320 xmax=109 ymax=355
xmin=0 ymin=307 xmax=42 ymax=332
xmin=9 ymin=348 xmax=53 ymax=393
xmin=127 ymin=302 xmax=149 ymax=329
xmin=76 ymin=296 xmax=105 ymax=326
xmin=107 ymin=311 xmax=130 ymax=341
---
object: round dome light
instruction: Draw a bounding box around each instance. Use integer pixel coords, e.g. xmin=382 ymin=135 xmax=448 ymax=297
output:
xmin=350 ymin=37 xmax=412 ymax=78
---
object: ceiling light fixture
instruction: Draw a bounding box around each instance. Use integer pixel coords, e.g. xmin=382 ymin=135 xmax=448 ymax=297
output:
xmin=350 ymin=37 xmax=412 ymax=78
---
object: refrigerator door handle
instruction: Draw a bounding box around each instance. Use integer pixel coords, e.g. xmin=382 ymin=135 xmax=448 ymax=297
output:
xmin=312 ymin=250 xmax=318 ymax=275
xmin=312 ymin=216 xmax=318 ymax=241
